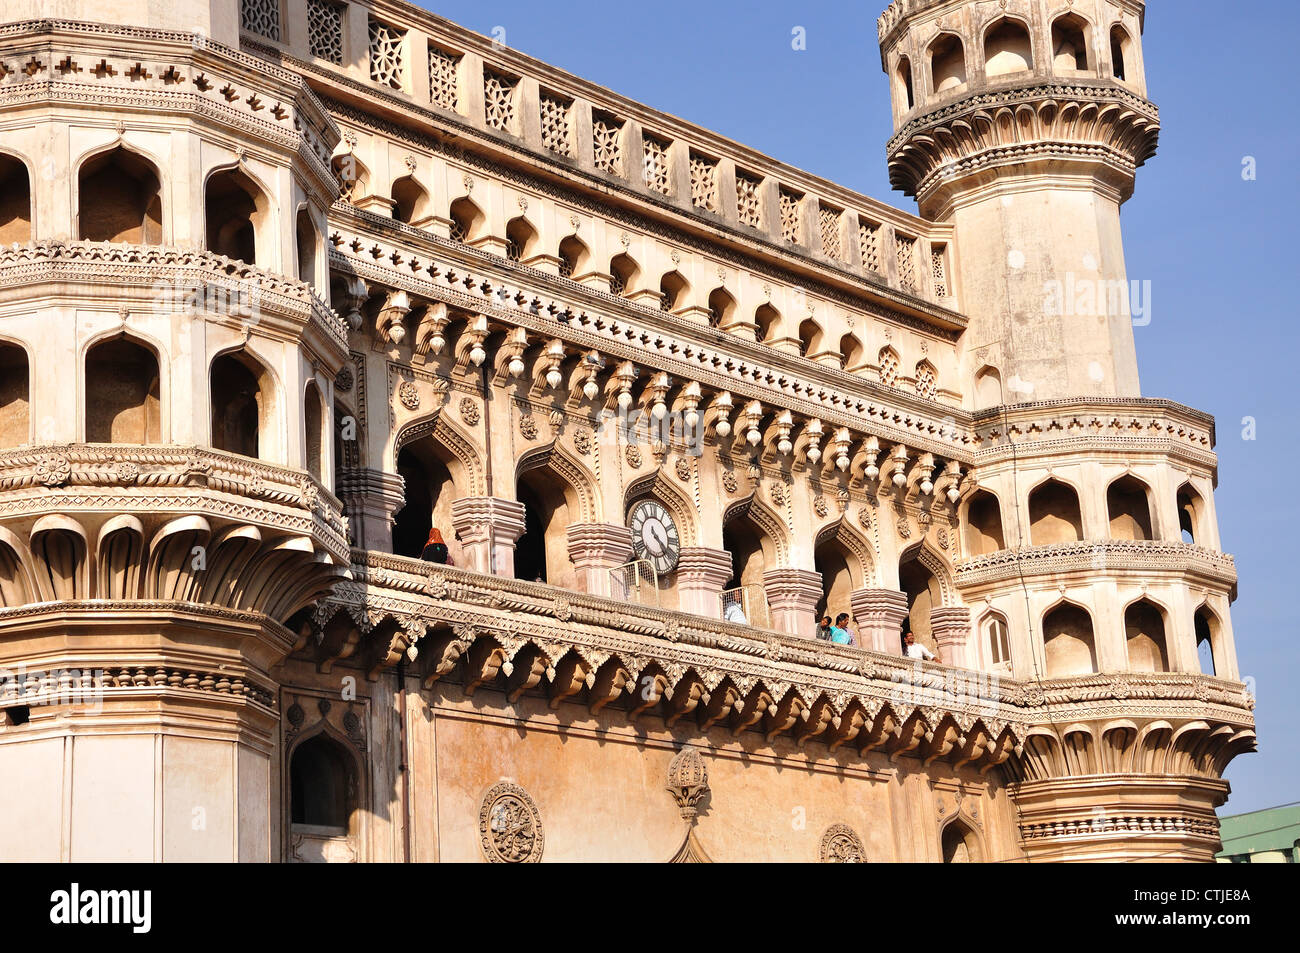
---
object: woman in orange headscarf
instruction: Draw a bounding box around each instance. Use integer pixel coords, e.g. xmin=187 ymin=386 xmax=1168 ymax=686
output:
xmin=421 ymin=527 xmax=450 ymax=564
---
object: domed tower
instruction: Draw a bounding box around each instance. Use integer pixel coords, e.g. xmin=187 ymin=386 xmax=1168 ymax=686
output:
xmin=880 ymin=0 xmax=1157 ymax=405
xmin=881 ymin=2 xmax=1254 ymax=860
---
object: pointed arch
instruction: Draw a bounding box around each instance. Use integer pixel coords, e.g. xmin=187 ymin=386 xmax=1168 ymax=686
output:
xmin=939 ymin=816 xmax=984 ymax=863
xmin=286 ymin=718 xmax=367 ymax=858
xmin=1123 ymin=597 xmax=1169 ymax=673
xmin=609 ymin=251 xmax=640 ymax=296
xmin=839 ymin=333 xmax=865 ymax=372
xmin=1176 ymin=482 xmax=1204 ymax=545
xmin=877 ymin=346 xmax=900 ymax=387
xmin=984 ymin=17 xmax=1034 ymax=77
xmin=391 ymin=409 xmax=483 ymax=496
xmin=929 ymin=32 xmax=967 ymax=93
xmin=1110 ymin=24 xmax=1133 ymax=82
xmin=895 ymin=55 xmax=915 ymax=112
xmin=516 ymin=440 xmax=598 ymax=525
xmin=978 ymin=608 xmax=1012 ymax=671
xmin=205 ymin=162 xmax=273 ymax=267
xmin=210 ymin=345 xmax=280 ymax=462
xmin=659 ymin=270 xmax=689 ymax=312
xmin=798 ymin=318 xmax=824 ymax=358
xmin=0 ymin=339 xmax=30 ymax=448
xmin=515 ymin=441 xmax=598 ymax=587
xmin=448 ymin=195 xmax=485 ymax=244
xmin=974 ymin=364 xmax=1002 ymax=406
xmin=506 ymin=214 xmax=539 ymax=262
xmin=1051 ymin=12 xmax=1091 ymax=72
xmin=1193 ymin=603 xmax=1222 ymax=677
xmin=557 ymin=234 xmax=591 ymax=279
xmin=77 ymin=143 xmax=163 ymax=244
xmin=814 ymin=517 xmax=876 ymax=618
xmin=390 ymin=174 xmax=430 ymax=225
xmin=85 ymin=334 xmax=162 ymax=444
xmin=0 ymin=151 xmax=32 ymax=244
xmin=755 ymin=303 xmax=782 ymax=344
xmin=1107 ymin=473 xmax=1153 ymax=541
xmin=722 ymin=495 xmax=788 ymax=566
xmin=963 ymin=489 xmax=1005 ymax=555
xmin=708 ymin=287 xmax=736 ymax=329
xmin=1042 ymin=598 xmax=1098 ymax=677
xmin=296 ymin=206 xmax=320 ymax=285
xmin=1028 ymin=476 xmax=1083 ymax=544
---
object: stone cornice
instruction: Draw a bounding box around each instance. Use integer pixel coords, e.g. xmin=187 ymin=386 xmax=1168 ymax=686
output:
xmin=953 ymin=539 xmax=1237 ymax=591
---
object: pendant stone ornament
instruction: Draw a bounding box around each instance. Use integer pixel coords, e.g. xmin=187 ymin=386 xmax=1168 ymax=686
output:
xmin=479 ymin=781 xmax=544 ymax=863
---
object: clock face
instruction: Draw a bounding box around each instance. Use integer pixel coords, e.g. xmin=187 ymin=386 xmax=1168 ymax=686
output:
xmin=628 ymin=500 xmax=680 ymax=576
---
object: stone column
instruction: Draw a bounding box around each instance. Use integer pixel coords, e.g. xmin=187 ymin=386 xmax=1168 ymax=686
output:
xmin=566 ymin=523 xmax=634 ymax=598
xmin=850 ymin=588 xmax=909 ymax=656
xmin=930 ymin=606 xmax=972 ymax=667
xmin=763 ymin=568 xmax=823 ymax=639
xmin=676 ymin=546 xmax=734 ymax=619
xmin=450 ymin=497 xmax=527 ymax=577
xmin=336 ymin=468 xmax=405 ymax=552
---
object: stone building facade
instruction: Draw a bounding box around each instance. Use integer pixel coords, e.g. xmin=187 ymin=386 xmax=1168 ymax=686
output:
xmin=0 ymin=0 xmax=1254 ymax=862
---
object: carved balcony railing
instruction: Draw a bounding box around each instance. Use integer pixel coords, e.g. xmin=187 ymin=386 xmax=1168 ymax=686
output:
xmin=954 ymin=539 xmax=1237 ymax=591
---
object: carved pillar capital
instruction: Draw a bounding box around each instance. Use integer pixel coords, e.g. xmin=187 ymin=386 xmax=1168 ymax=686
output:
xmin=929 ymin=606 xmax=972 ymax=668
xmin=566 ymin=523 xmax=635 ymax=597
xmin=763 ymin=568 xmax=823 ymax=639
xmin=850 ymin=588 xmax=909 ymax=656
xmin=676 ymin=546 xmax=734 ymax=619
xmin=450 ymin=497 xmax=527 ymax=576
xmin=336 ymin=467 xmax=406 ymax=551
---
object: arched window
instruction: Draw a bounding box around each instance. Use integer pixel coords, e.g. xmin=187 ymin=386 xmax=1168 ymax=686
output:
xmin=1043 ymin=602 xmax=1097 ymax=677
xmin=1028 ymin=480 xmax=1083 ymax=544
xmin=965 ymin=490 xmax=1005 ymax=555
xmin=721 ymin=512 xmax=775 ymax=630
xmin=798 ymin=320 xmax=824 ymax=358
xmin=899 ymin=548 xmax=942 ymax=651
xmin=814 ymin=532 xmax=865 ymax=623
xmin=983 ymin=613 xmax=1011 ymax=670
xmin=0 ymin=154 xmax=31 ymax=244
xmin=1195 ymin=607 xmax=1219 ymax=676
xmin=1111 ymin=25 xmax=1131 ymax=81
xmin=393 ymin=440 xmax=460 ymax=561
xmin=0 ymin=344 xmax=29 ymax=448
xmin=289 ymin=735 xmax=355 ymax=831
xmin=974 ymin=365 xmax=1002 ymax=406
xmin=332 ymin=153 xmax=369 ymax=202
xmin=1125 ymin=600 xmax=1168 ymax=673
xmin=941 ymin=820 xmax=981 ymax=863
xmin=609 ymin=253 xmax=639 ymax=296
xmin=558 ymin=236 xmax=589 ymax=279
xmin=659 ymin=271 xmax=688 ymax=312
xmin=78 ymin=147 xmax=162 ymax=244
xmin=755 ymin=304 xmax=780 ymax=344
xmin=708 ymin=288 xmax=736 ymax=329
xmin=929 ymin=33 xmax=967 ymax=92
xmin=205 ymin=167 xmax=269 ymax=266
xmin=304 ymin=382 xmax=326 ymax=482
xmin=390 ymin=175 xmax=430 ymax=225
xmin=85 ymin=338 xmax=161 ymax=443
xmin=448 ymin=197 xmax=483 ymax=244
xmin=1052 ymin=14 xmax=1090 ymax=72
xmin=211 ymin=350 xmax=274 ymax=460
xmin=1177 ymin=484 xmax=1202 ymax=545
xmin=296 ymin=209 xmax=318 ymax=286
xmin=984 ymin=18 xmax=1034 ymax=77
xmin=514 ymin=468 xmax=577 ymax=587
xmin=839 ymin=334 xmax=864 ymax=372
xmin=878 ymin=347 xmax=900 ymax=387
xmin=895 ymin=56 xmax=915 ymax=111
xmin=506 ymin=217 xmax=538 ymax=263
xmin=1107 ymin=475 xmax=1153 ymax=541
xmin=915 ymin=360 xmax=937 ymax=399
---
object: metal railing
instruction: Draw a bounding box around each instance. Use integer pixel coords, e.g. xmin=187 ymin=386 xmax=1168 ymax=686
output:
xmin=719 ymin=584 xmax=768 ymax=629
xmin=609 ymin=558 xmax=659 ymax=607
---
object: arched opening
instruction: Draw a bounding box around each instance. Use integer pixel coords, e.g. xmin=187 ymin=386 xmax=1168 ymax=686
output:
xmin=78 ymin=147 xmax=162 ymax=244
xmin=1195 ymin=607 xmax=1219 ymax=676
xmin=1125 ymin=599 xmax=1168 ymax=673
xmin=839 ymin=334 xmax=864 ymax=372
xmin=289 ymin=734 xmax=355 ymax=832
xmin=929 ymin=33 xmax=967 ymax=92
xmin=899 ymin=548 xmax=942 ymax=653
xmin=798 ymin=319 xmax=823 ymax=358
xmin=984 ymin=18 xmax=1034 ymax=77
xmin=332 ymin=153 xmax=369 ymax=202
xmin=659 ymin=271 xmax=689 ymax=312
xmin=514 ymin=466 xmax=578 ymax=588
xmin=85 ymin=337 xmax=161 ymax=444
xmin=708 ymin=288 xmax=736 ymax=329
xmin=448 ymin=197 xmax=484 ymax=244
xmin=205 ymin=166 xmax=269 ymax=266
xmin=304 ymin=382 xmax=326 ymax=483
xmin=393 ymin=439 xmax=460 ymax=561
xmin=506 ymin=216 xmax=538 ymax=263
xmin=557 ymin=236 xmax=589 ymax=279
xmin=983 ymin=613 xmax=1011 ymax=671
xmin=1028 ymin=480 xmax=1083 ymax=545
xmin=941 ymin=820 xmax=981 ymax=863
xmin=878 ymin=347 xmax=900 ymax=387
xmin=721 ymin=512 xmax=775 ymax=630
xmin=296 ymin=208 xmax=318 ymax=285
xmin=895 ymin=56 xmax=915 ymax=111
xmin=974 ymin=365 xmax=1002 ymax=406
xmin=1111 ymin=25 xmax=1131 ymax=81
xmin=0 ymin=154 xmax=31 ymax=244
xmin=1043 ymin=602 xmax=1097 ymax=677
xmin=390 ymin=175 xmax=430 ymax=225
xmin=211 ymin=350 xmax=274 ymax=460
xmin=1177 ymin=484 xmax=1202 ymax=545
xmin=0 ymin=345 xmax=29 ymax=448
xmin=1107 ymin=475 xmax=1153 ymax=541
xmin=914 ymin=360 xmax=937 ymax=399
xmin=755 ymin=304 xmax=781 ymax=344
xmin=814 ymin=533 xmax=862 ymax=622
xmin=1052 ymin=14 xmax=1090 ymax=71
xmin=609 ymin=253 xmax=639 ymax=296
xmin=964 ymin=490 xmax=1005 ymax=555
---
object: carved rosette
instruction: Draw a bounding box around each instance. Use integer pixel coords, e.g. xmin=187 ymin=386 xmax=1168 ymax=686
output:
xmin=819 ymin=823 xmax=865 ymax=863
xmin=479 ymin=781 xmax=544 ymax=863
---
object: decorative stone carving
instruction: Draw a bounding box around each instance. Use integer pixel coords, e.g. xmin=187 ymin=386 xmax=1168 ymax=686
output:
xmin=479 ymin=781 xmax=544 ymax=863
xmin=813 ymin=496 xmax=828 ymax=517
xmin=397 ymin=380 xmax=420 ymax=410
xmin=334 ymin=366 xmax=353 ymax=392
xmin=820 ymin=823 xmax=865 ymax=863
xmin=458 ymin=397 xmax=480 ymax=425
xmin=625 ymin=444 xmax=643 ymax=469
xmin=721 ymin=470 xmax=738 ymax=493
xmin=573 ymin=428 xmax=592 ymax=454
xmin=665 ymin=746 xmax=709 ymax=820
xmin=35 ymin=453 xmax=71 ymax=487
xmin=519 ymin=415 xmax=538 ymax=440
xmin=674 ymin=457 xmax=691 ymax=482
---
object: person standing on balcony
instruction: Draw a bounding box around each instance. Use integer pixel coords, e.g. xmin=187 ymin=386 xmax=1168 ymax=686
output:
xmin=421 ymin=527 xmax=450 ymax=564
xmin=903 ymin=630 xmax=940 ymax=663
xmin=816 ymin=615 xmax=833 ymax=640
xmin=830 ymin=613 xmax=856 ymax=646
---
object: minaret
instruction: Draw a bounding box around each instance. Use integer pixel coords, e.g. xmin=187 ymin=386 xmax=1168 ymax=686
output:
xmin=879 ymin=0 xmax=1158 ymax=406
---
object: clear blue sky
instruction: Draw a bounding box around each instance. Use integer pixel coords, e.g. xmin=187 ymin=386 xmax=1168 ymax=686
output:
xmin=414 ymin=0 xmax=1300 ymax=814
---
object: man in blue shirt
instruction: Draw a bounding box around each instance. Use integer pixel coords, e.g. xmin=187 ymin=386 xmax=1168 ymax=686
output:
xmin=829 ymin=613 xmax=856 ymax=646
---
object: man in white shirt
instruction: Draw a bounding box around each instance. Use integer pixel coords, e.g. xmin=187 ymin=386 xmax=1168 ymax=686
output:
xmin=903 ymin=631 xmax=942 ymax=664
